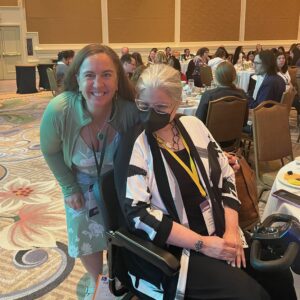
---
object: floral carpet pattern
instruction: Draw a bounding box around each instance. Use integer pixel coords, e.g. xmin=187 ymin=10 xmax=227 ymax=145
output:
xmin=0 ymin=92 xmax=89 ymax=300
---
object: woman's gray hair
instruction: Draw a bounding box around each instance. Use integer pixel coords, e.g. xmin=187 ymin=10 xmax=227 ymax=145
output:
xmin=136 ymin=64 xmax=182 ymax=102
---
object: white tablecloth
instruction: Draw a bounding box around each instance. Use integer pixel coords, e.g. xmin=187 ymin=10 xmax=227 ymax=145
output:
xmin=262 ymin=160 xmax=300 ymax=222
xmin=180 ymin=59 xmax=192 ymax=75
xmin=236 ymin=70 xmax=255 ymax=92
xmin=177 ymin=99 xmax=200 ymax=116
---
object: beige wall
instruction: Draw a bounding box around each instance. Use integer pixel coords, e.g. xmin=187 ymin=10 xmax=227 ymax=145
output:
xmin=0 ymin=0 xmax=18 ymax=6
xmin=108 ymin=0 xmax=175 ymax=43
xmin=181 ymin=0 xmax=241 ymax=42
xmin=25 ymin=0 xmax=102 ymax=44
xmin=23 ymin=0 xmax=300 ymax=45
xmin=245 ymin=0 xmax=300 ymax=40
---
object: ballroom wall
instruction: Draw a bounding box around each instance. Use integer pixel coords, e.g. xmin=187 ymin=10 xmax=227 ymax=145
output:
xmin=23 ymin=0 xmax=300 ymax=44
xmin=0 ymin=0 xmax=299 ymax=65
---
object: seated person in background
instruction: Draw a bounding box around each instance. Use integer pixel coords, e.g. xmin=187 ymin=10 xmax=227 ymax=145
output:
xmin=290 ymin=46 xmax=300 ymax=67
xmin=233 ymin=46 xmax=246 ymax=67
xmin=56 ymin=50 xmax=74 ymax=89
xmin=255 ymin=43 xmax=263 ymax=54
xmin=120 ymin=53 xmax=136 ymax=78
xmin=147 ymin=48 xmax=158 ymax=66
xmin=154 ymin=50 xmax=168 ymax=64
xmin=165 ymin=46 xmax=172 ymax=61
xmin=181 ymin=48 xmax=194 ymax=61
xmin=131 ymin=52 xmax=146 ymax=85
xmin=276 ymin=51 xmax=292 ymax=91
xmin=277 ymin=46 xmax=286 ymax=55
xmin=186 ymin=48 xmax=210 ymax=84
xmin=168 ymin=50 xmax=181 ymax=72
xmin=248 ymin=50 xmax=285 ymax=109
xmin=196 ymin=61 xmax=249 ymax=125
xmin=121 ymin=46 xmax=129 ymax=56
xmin=246 ymin=51 xmax=255 ymax=66
xmin=114 ymin=63 xmax=296 ymax=300
xmin=208 ymin=48 xmax=227 ymax=76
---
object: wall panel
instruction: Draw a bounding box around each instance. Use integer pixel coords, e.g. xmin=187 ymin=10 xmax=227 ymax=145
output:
xmin=245 ymin=0 xmax=300 ymax=40
xmin=25 ymin=0 xmax=102 ymax=44
xmin=0 ymin=0 xmax=18 ymax=6
xmin=108 ymin=0 xmax=175 ymax=43
xmin=180 ymin=0 xmax=241 ymax=42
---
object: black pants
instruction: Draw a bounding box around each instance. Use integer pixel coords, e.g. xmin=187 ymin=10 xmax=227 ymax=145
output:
xmin=185 ymin=250 xmax=297 ymax=300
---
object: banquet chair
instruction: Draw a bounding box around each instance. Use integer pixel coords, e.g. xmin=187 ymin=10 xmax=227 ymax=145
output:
xmin=199 ymin=65 xmax=213 ymax=86
xmin=206 ymin=96 xmax=247 ymax=152
xmin=288 ymin=67 xmax=297 ymax=88
xmin=99 ymin=170 xmax=180 ymax=299
xmin=46 ymin=67 xmax=59 ymax=96
xmin=281 ymin=87 xmax=297 ymax=113
xmin=252 ymin=101 xmax=293 ymax=192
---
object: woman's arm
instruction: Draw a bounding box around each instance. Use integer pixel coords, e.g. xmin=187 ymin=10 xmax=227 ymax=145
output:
xmin=40 ymin=98 xmax=81 ymax=198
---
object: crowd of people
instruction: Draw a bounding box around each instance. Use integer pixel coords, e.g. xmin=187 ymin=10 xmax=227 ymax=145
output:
xmin=41 ymin=43 xmax=300 ymax=299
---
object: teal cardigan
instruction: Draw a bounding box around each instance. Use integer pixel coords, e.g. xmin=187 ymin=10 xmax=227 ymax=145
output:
xmin=40 ymin=91 xmax=140 ymax=197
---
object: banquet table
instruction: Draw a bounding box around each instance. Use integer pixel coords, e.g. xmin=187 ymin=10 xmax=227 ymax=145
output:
xmin=37 ymin=63 xmax=55 ymax=90
xmin=177 ymin=97 xmax=200 ymax=116
xmin=262 ymin=160 xmax=300 ymax=222
xmin=15 ymin=65 xmax=38 ymax=94
xmin=236 ymin=70 xmax=255 ymax=92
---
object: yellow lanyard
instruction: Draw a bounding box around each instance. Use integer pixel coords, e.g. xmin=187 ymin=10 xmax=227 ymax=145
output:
xmin=155 ymin=133 xmax=207 ymax=198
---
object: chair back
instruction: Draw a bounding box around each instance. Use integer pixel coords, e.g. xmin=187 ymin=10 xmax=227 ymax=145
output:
xmin=252 ymin=101 xmax=293 ymax=185
xmin=288 ymin=67 xmax=297 ymax=88
xmin=296 ymin=68 xmax=300 ymax=94
xmin=206 ymin=96 xmax=247 ymax=151
xmin=281 ymin=87 xmax=297 ymax=112
xmin=200 ymin=65 xmax=213 ymax=86
xmin=46 ymin=67 xmax=59 ymax=96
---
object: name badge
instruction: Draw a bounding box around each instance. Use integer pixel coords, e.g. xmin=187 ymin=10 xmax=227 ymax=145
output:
xmin=86 ymin=184 xmax=99 ymax=218
xmin=200 ymin=200 xmax=215 ymax=235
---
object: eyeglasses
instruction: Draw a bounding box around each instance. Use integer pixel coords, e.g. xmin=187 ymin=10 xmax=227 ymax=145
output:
xmin=253 ymin=62 xmax=262 ymax=65
xmin=135 ymin=99 xmax=173 ymax=114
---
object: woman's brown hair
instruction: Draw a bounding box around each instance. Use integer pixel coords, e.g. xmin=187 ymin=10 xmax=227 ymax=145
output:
xmin=215 ymin=61 xmax=237 ymax=88
xmin=64 ymin=43 xmax=135 ymax=101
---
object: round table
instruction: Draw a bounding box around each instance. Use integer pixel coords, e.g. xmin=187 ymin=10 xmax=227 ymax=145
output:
xmin=177 ymin=99 xmax=200 ymax=116
xmin=236 ymin=70 xmax=255 ymax=92
xmin=262 ymin=160 xmax=300 ymax=222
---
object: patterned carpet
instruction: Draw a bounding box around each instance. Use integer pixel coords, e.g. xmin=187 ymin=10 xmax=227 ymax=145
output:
xmin=0 ymin=91 xmax=91 ymax=300
xmin=0 ymin=84 xmax=299 ymax=299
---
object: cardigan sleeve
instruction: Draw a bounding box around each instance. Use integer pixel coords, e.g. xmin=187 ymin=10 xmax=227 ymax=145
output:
xmin=40 ymin=97 xmax=81 ymax=198
xmin=123 ymin=139 xmax=173 ymax=247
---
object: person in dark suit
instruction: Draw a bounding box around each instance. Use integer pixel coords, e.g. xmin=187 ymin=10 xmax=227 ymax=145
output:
xmin=196 ymin=61 xmax=249 ymax=125
xmin=248 ymin=50 xmax=285 ymax=109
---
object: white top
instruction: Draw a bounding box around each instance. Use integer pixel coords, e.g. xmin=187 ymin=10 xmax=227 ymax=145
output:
xmin=208 ymin=57 xmax=225 ymax=76
xmin=277 ymin=71 xmax=291 ymax=91
xmin=253 ymin=74 xmax=266 ymax=101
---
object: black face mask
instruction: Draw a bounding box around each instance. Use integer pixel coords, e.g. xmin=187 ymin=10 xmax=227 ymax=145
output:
xmin=141 ymin=109 xmax=171 ymax=134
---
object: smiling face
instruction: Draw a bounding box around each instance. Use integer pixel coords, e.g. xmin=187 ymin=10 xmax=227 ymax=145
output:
xmin=77 ymin=53 xmax=118 ymax=115
xmin=277 ymin=54 xmax=286 ymax=70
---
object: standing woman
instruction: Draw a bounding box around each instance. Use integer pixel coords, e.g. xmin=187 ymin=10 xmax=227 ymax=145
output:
xmin=40 ymin=44 xmax=140 ymax=298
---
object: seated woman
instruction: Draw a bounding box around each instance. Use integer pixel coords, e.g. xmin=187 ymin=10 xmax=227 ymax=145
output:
xmin=115 ymin=64 xmax=296 ymax=300
xmin=196 ymin=61 xmax=249 ymax=125
xmin=276 ymin=51 xmax=292 ymax=91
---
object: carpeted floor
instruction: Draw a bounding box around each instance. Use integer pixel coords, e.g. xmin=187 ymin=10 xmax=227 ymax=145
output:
xmin=0 ymin=80 xmax=299 ymax=299
xmin=0 ymin=88 xmax=91 ymax=300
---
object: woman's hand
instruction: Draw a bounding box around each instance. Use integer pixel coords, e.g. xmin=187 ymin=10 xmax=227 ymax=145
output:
xmin=223 ymin=229 xmax=246 ymax=268
xmin=200 ymin=236 xmax=237 ymax=262
xmin=65 ymin=192 xmax=84 ymax=210
xmin=224 ymin=152 xmax=240 ymax=173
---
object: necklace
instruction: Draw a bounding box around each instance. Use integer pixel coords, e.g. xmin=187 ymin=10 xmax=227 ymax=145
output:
xmin=155 ymin=122 xmax=181 ymax=151
xmin=89 ymin=119 xmax=108 ymax=141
